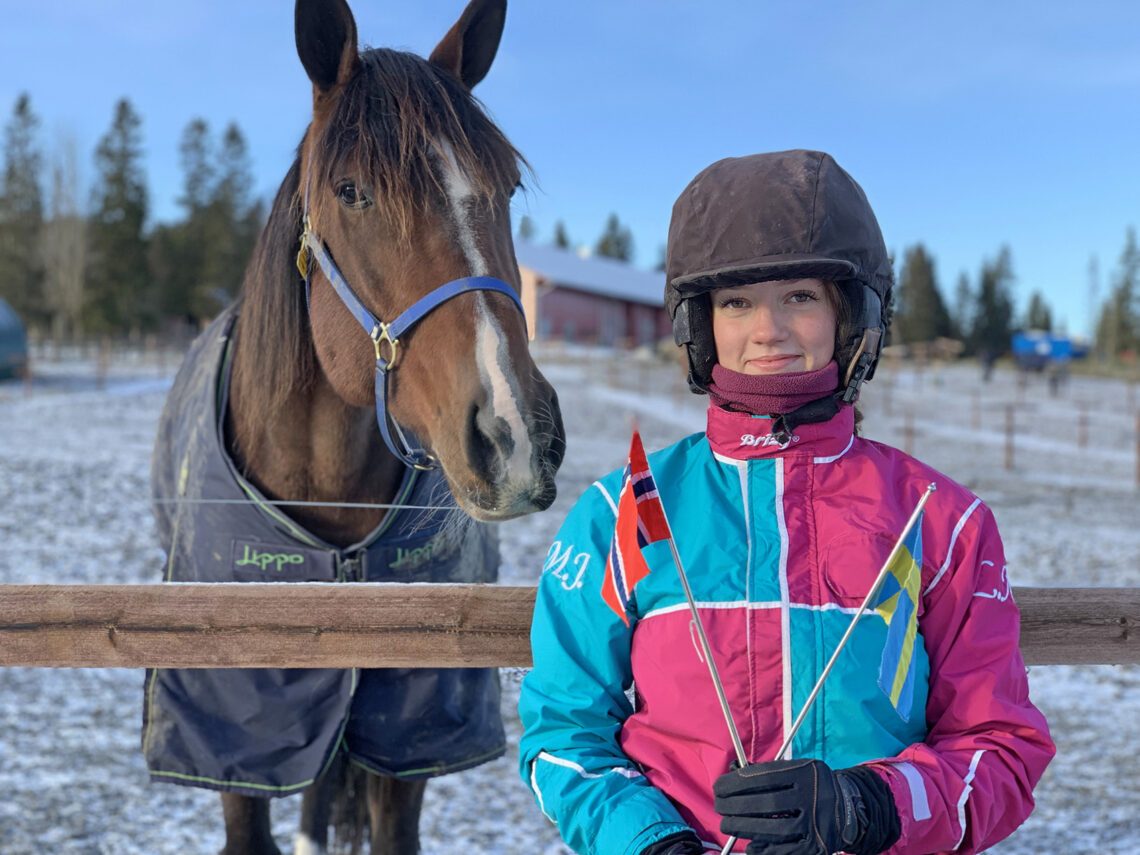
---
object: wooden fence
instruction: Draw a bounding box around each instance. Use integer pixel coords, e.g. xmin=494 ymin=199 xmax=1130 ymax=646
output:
xmin=1 ymin=584 xmax=1135 ymax=669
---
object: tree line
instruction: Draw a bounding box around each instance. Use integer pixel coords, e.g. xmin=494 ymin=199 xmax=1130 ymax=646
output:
xmin=891 ymin=233 xmax=1139 ymax=360
xmin=0 ymin=93 xmax=262 ymax=340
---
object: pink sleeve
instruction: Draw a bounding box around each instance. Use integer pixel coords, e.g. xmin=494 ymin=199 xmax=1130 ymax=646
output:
xmin=865 ymin=502 xmax=1055 ymax=854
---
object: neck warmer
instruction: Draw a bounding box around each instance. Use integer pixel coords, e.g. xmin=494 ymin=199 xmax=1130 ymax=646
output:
xmin=707 ymin=361 xmax=839 ymax=416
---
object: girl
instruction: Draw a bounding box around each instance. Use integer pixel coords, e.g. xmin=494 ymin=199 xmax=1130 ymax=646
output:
xmin=519 ymin=151 xmax=1054 ymax=855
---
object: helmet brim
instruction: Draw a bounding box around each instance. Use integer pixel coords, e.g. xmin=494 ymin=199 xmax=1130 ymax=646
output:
xmin=669 ymin=255 xmax=859 ymax=295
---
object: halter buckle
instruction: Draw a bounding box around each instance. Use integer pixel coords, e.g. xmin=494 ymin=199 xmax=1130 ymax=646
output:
xmin=371 ymin=323 xmax=400 ymax=370
xmin=295 ymin=218 xmax=312 ymax=280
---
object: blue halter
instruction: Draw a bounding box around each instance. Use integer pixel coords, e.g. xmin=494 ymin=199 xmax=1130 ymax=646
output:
xmin=296 ymin=216 xmax=525 ymax=470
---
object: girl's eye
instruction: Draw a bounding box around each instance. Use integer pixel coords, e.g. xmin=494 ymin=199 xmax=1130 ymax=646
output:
xmin=718 ymin=297 xmax=748 ymax=310
xmin=788 ymin=291 xmax=819 ymax=304
xmin=336 ymin=180 xmax=372 ymax=209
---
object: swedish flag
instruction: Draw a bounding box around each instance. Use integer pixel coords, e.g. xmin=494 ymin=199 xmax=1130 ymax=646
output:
xmin=870 ymin=514 xmax=924 ymax=721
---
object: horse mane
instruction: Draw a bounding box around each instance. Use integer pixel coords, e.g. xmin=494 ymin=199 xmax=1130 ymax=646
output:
xmin=232 ymin=47 xmax=526 ymax=420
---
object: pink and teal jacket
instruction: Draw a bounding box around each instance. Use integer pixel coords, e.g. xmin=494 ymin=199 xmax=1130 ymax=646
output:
xmin=519 ymin=403 xmax=1054 ymax=855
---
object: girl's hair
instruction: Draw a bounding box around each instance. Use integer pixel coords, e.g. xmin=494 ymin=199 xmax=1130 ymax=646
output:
xmin=821 ymin=280 xmax=863 ymax=434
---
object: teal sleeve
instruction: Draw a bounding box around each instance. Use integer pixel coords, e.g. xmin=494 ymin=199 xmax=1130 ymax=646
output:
xmin=518 ymin=479 xmax=691 ymax=855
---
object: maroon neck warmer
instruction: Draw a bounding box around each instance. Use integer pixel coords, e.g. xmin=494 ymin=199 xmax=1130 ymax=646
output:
xmin=707 ymin=361 xmax=840 ymax=416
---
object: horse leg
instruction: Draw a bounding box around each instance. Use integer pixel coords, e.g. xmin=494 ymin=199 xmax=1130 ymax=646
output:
xmin=220 ymin=793 xmax=281 ymax=855
xmin=296 ymin=753 xmax=347 ymax=855
xmin=366 ymin=773 xmax=427 ymax=855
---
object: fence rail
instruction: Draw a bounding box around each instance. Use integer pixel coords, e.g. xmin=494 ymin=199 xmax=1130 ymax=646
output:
xmin=0 ymin=584 xmax=1135 ymax=669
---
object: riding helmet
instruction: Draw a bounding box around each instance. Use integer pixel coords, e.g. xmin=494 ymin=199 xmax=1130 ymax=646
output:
xmin=665 ymin=150 xmax=893 ymax=403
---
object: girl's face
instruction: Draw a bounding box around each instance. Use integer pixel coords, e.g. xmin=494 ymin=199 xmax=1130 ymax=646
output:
xmin=711 ymin=278 xmax=838 ymax=375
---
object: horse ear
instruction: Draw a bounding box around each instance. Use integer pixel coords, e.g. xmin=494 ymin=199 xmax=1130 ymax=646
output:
xmin=295 ymin=0 xmax=360 ymax=95
xmin=428 ymin=0 xmax=506 ymax=90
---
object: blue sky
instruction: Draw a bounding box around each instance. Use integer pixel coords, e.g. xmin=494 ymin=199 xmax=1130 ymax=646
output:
xmin=3 ymin=0 xmax=1139 ymax=336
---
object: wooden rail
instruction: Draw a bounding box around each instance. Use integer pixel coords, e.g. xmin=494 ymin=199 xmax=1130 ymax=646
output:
xmin=0 ymin=584 xmax=1135 ymax=669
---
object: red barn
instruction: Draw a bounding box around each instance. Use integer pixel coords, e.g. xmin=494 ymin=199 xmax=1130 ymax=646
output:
xmin=516 ymin=241 xmax=670 ymax=347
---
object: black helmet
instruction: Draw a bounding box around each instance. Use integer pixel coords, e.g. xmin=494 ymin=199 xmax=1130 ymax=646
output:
xmin=666 ymin=150 xmax=892 ymax=403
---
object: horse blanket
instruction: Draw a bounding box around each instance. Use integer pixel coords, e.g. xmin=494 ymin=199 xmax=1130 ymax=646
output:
xmin=143 ymin=306 xmax=505 ymax=796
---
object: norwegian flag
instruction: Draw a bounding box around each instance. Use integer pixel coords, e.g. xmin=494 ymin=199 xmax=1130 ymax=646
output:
xmin=601 ymin=431 xmax=672 ymax=626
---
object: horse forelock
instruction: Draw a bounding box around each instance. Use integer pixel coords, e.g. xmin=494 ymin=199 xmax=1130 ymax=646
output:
xmin=307 ymin=48 xmax=526 ymax=240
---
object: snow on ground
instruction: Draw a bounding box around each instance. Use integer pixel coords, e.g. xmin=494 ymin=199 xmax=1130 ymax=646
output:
xmin=1 ymin=345 xmax=1137 ymax=854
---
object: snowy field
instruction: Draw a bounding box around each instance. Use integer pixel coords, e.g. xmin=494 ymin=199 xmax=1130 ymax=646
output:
xmin=1 ymin=343 xmax=1137 ymax=854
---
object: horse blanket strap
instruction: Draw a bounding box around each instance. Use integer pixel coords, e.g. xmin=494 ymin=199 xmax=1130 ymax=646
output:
xmin=144 ymin=307 xmax=506 ymax=796
xmin=298 ymin=227 xmax=525 ymax=469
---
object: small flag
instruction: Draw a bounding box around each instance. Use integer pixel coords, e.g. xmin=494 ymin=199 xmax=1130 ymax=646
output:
xmin=601 ymin=431 xmax=671 ymax=625
xmin=869 ymin=513 xmax=924 ymax=721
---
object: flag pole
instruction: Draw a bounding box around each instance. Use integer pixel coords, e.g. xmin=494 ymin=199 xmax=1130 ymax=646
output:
xmin=720 ymin=482 xmax=936 ymax=855
xmin=646 ymin=457 xmax=749 ymax=769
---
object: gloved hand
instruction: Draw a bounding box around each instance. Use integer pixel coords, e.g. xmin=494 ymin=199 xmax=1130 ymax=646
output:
xmin=713 ymin=759 xmax=899 ymax=855
xmin=640 ymin=830 xmax=706 ymax=854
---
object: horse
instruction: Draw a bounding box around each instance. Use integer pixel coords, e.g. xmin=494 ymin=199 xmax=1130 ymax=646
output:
xmin=143 ymin=1 xmax=565 ymax=852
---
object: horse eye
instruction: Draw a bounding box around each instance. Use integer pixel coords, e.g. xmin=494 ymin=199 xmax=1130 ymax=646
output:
xmin=336 ymin=180 xmax=372 ymax=209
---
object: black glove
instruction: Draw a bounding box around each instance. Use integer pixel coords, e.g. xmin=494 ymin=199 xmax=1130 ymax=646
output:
xmin=640 ymin=830 xmax=705 ymax=855
xmin=713 ymin=759 xmax=900 ymax=855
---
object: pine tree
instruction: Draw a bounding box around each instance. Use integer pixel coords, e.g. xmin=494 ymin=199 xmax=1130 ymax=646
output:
xmin=553 ymin=220 xmax=570 ymax=250
xmin=1025 ymin=291 xmax=1052 ymax=331
xmin=152 ymin=119 xmax=212 ymax=322
xmin=595 ymin=212 xmax=633 ymax=262
xmin=970 ymin=246 xmax=1016 ymax=356
xmin=517 ymin=214 xmax=535 ymax=242
xmin=892 ymin=244 xmax=951 ymax=344
xmin=952 ymin=272 xmax=972 ymax=345
xmin=1095 ymin=227 xmax=1138 ymax=359
xmin=0 ymin=94 xmax=45 ymax=326
xmin=201 ymin=122 xmax=258 ymax=315
xmin=87 ymin=98 xmax=149 ymax=334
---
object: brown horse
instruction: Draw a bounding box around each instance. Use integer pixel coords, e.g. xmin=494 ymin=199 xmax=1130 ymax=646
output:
xmin=146 ymin=0 xmax=564 ymax=852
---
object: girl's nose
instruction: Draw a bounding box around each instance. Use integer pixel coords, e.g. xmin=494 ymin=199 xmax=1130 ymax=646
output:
xmin=748 ymin=304 xmax=788 ymax=342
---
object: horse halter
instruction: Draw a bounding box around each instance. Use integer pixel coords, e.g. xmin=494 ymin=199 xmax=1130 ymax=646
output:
xmin=295 ymin=203 xmax=525 ymax=471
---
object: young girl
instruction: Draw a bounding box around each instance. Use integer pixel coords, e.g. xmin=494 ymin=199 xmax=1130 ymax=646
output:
xmin=518 ymin=151 xmax=1054 ymax=855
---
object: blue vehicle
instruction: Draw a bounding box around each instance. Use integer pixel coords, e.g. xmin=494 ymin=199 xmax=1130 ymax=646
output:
xmin=1011 ymin=330 xmax=1088 ymax=372
xmin=0 ymin=297 xmax=28 ymax=380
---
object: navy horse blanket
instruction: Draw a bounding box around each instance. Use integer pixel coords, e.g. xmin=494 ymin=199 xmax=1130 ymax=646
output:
xmin=143 ymin=307 xmax=505 ymax=796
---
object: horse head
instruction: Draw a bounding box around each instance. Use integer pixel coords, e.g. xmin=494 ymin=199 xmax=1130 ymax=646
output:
xmin=291 ymin=0 xmax=565 ymax=521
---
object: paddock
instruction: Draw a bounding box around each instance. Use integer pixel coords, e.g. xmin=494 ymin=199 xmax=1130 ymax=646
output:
xmin=1 ymin=344 xmax=1138 ymax=853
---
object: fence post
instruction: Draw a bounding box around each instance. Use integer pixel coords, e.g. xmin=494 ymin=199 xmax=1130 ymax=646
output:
xmin=1077 ymin=402 xmax=1088 ymax=449
xmin=1005 ymin=404 xmax=1015 ymax=471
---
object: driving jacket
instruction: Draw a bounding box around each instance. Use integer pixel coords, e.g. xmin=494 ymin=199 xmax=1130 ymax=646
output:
xmin=519 ymin=403 xmax=1054 ymax=854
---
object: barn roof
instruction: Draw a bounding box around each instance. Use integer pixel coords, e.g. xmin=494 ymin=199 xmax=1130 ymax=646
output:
xmin=515 ymin=241 xmax=664 ymax=307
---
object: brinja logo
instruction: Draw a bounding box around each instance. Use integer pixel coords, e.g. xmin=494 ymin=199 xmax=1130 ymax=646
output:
xmin=235 ymin=544 xmax=306 ymax=573
xmin=739 ymin=433 xmax=798 ymax=449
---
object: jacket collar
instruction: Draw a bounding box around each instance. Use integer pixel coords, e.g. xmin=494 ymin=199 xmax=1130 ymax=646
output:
xmin=706 ymin=401 xmax=855 ymax=461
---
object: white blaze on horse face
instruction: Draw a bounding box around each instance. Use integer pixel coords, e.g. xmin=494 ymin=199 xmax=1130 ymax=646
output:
xmin=437 ymin=140 xmax=488 ymax=276
xmin=436 ymin=140 xmax=535 ymax=493
xmin=475 ymin=298 xmax=535 ymax=489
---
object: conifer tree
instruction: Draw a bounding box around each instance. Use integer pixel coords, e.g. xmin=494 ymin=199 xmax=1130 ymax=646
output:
xmin=952 ymin=272 xmax=972 ymax=345
xmin=87 ymin=98 xmax=149 ymax=334
xmin=553 ymin=220 xmax=570 ymax=250
xmin=202 ymin=122 xmax=258 ymax=314
xmin=970 ymin=246 xmax=1016 ymax=356
xmin=1025 ymin=291 xmax=1052 ymax=331
xmin=1095 ymin=227 xmax=1138 ymax=359
xmin=595 ymin=213 xmax=634 ymax=262
xmin=0 ymin=94 xmax=45 ymax=325
xmin=892 ymin=244 xmax=951 ymax=344
xmin=517 ymin=214 xmax=535 ymax=242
